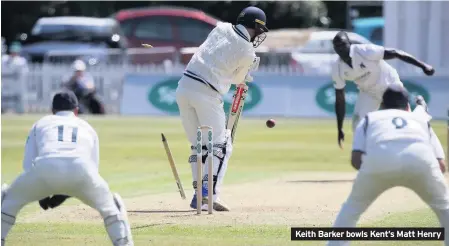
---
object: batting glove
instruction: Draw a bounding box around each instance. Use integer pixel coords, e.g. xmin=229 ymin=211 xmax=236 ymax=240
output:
xmin=245 ymin=73 xmax=254 ymax=83
xmin=250 ymin=57 xmax=260 ymax=72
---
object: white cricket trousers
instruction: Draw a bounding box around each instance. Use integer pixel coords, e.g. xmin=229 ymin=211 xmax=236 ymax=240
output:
xmin=176 ymin=76 xmax=227 ymax=145
xmin=328 ymin=142 xmax=449 ymax=246
xmin=176 ymin=76 xmax=232 ymax=200
xmin=352 ymin=82 xmax=404 ymax=131
xmin=352 ymin=91 xmax=381 ymax=131
xmin=1 ymin=156 xmax=132 ymax=246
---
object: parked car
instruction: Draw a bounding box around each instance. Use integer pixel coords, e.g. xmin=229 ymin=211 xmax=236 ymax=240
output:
xmin=18 ymin=17 xmax=127 ymax=65
xmin=290 ymin=30 xmax=372 ymax=75
xmin=256 ymin=28 xmax=314 ymax=68
xmin=352 ymin=17 xmax=384 ymax=45
xmin=113 ymin=6 xmax=219 ymax=65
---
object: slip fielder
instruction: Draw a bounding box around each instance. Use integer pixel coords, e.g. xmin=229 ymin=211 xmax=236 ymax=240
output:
xmin=1 ymin=92 xmax=133 ymax=246
xmin=328 ymin=85 xmax=448 ymax=246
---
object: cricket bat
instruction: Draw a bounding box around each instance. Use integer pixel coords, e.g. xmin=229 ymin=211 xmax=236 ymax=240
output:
xmin=226 ymin=83 xmax=249 ymax=143
xmin=161 ymin=133 xmax=186 ymax=199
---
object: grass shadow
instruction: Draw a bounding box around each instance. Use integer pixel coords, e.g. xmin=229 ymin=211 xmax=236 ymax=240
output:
xmin=287 ymin=179 xmax=354 ymax=183
xmin=132 ymin=223 xmax=175 ymax=230
xmin=128 ymin=210 xmax=193 ymax=214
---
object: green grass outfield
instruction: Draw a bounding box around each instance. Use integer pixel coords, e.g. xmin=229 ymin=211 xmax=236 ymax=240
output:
xmin=1 ymin=115 xmax=447 ymax=245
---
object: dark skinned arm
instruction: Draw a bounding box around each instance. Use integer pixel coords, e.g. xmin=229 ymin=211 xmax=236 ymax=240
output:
xmin=383 ymin=49 xmax=435 ymax=75
xmin=351 ymin=151 xmax=364 ymax=170
xmin=335 ymin=89 xmax=346 ymax=148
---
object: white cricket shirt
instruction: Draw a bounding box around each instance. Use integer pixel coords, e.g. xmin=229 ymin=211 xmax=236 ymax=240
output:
xmin=22 ymin=111 xmax=100 ymax=171
xmin=184 ymin=22 xmax=256 ymax=95
xmin=353 ymin=109 xmax=445 ymax=160
xmin=332 ymin=44 xmax=402 ymax=100
xmin=1 ymin=55 xmax=28 ymax=75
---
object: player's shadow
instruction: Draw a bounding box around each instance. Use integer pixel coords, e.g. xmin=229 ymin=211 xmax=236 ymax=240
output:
xmin=132 ymin=222 xmax=175 ymax=230
xmin=287 ymin=179 xmax=354 ymax=183
xmin=129 ymin=209 xmax=192 ymax=214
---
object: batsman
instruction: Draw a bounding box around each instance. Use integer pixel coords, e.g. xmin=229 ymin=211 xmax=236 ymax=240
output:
xmin=175 ymin=6 xmax=268 ymax=211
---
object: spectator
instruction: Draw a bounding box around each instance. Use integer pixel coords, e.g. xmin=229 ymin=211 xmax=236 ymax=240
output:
xmin=2 ymin=42 xmax=28 ymax=74
xmin=2 ymin=42 xmax=29 ymax=113
xmin=62 ymin=59 xmax=105 ymax=114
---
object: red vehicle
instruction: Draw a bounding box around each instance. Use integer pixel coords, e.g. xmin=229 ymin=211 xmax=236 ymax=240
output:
xmin=113 ymin=6 xmax=219 ymax=65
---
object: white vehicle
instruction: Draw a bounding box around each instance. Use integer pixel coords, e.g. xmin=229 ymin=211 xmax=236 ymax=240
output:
xmin=290 ymin=30 xmax=371 ymax=75
xmin=19 ymin=17 xmax=127 ymax=65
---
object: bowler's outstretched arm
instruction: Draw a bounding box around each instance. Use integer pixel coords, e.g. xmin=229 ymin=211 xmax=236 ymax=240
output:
xmin=383 ymin=49 xmax=434 ymax=75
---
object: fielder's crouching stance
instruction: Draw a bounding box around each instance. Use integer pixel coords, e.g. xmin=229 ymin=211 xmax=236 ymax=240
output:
xmin=328 ymin=85 xmax=449 ymax=246
xmin=176 ymin=6 xmax=268 ymax=211
xmin=1 ymin=92 xmax=133 ymax=246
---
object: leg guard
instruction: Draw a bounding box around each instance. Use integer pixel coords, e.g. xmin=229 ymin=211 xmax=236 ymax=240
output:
xmin=188 ymin=145 xmax=208 ymax=195
xmin=1 ymin=184 xmax=9 ymax=204
xmin=103 ymin=193 xmax=133 ymax=246
xmin=212 ymin=135 xmax=233 ymax=201
xmin=1 ymin=212 xmax=16 ymax=243
xmin=188 ymin=147 xmax=208 ymax=209
xmin=113 ymin=193 xmax=133 ymax=243
xmin=189 ymin=141 xmax=231 ymax=198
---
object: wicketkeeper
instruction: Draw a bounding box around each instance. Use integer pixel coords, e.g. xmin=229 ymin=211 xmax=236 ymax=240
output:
xmin=175 ymin=6 xmax=268 ymax=211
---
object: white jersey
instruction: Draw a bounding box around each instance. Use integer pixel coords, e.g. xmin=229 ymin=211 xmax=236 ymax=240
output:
xmin=22 ymin=111 xmax=99 ymax=171
xmin=183 ymin=22 xmax=256 ymax=95
xmin=1 ymin=55 xmax=28 ymax=76
xmin=353 ymin=109 xmax=445 ymax=159
xmin=332 ymin=44 xmax=401 ymax=100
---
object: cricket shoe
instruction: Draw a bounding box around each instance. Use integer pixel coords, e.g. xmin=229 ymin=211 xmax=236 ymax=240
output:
xmin=202 ymin=197 xmax=230 ymax=212
xmin=213 ymin=198 xmax=230 ymax=212
xmin=415 ymin=95 xmax=428 ymax=112
xmin=189 ymin=186 xmax=208 ymax=209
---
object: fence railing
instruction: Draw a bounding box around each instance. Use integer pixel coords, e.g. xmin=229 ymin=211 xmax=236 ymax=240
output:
xmin=39 ymin=47 xmax=449 ymax=76
xmin=3 ymin=48 xmax=449 ymax=114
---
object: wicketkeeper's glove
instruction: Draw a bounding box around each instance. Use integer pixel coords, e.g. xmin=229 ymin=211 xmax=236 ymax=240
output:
xmin=48 ymin=195 xmax=70 ymax=208
xmin=38 ymin=197 xmax=51 ymax=210
xmin=39 ymin=195 xmax=71 ymax=210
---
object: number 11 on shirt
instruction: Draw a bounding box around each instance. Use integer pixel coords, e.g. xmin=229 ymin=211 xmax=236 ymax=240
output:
xmin=57 ymin=125 xmax=78 ymax=143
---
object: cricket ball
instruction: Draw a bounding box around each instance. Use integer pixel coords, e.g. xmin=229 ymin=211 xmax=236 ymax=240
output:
xmin=266 ymin=119 xmax=276 ymax=128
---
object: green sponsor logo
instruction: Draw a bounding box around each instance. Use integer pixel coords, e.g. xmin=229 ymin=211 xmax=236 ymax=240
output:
xmin=315 ymin=81 xmax=430 ymax=115
xmin=316 ymin=81 xmax=359 ymax=115
xmin=148 ymin=77 xmax=263 ymax=113
xmin=148 ymin=77 xmax=180 ymax=114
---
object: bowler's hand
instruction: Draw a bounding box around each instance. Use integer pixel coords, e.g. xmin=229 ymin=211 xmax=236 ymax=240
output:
xmin=338 ymin=129 xmax=345 ymax=149
xmin=422 ymin=64 xmax=435 ymax=76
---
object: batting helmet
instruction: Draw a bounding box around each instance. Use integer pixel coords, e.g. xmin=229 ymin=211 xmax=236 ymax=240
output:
xmin=236 ymin=6 xmax=269 ymax=48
